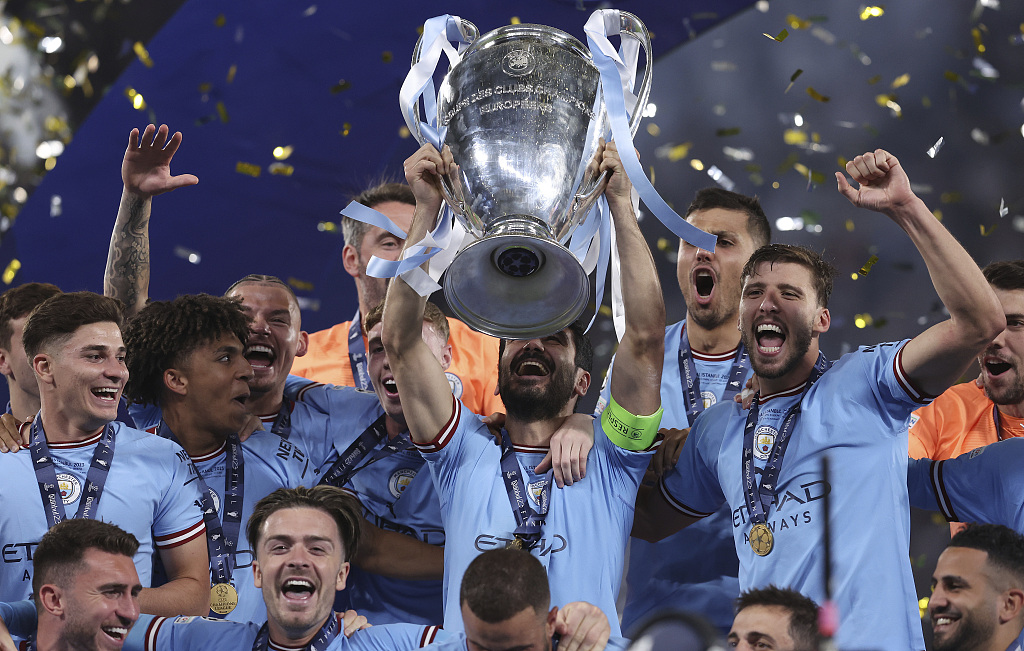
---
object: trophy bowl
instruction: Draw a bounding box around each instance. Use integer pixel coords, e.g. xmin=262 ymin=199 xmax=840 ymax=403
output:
xmin=412 ymin=14 xmax=651 ymax=338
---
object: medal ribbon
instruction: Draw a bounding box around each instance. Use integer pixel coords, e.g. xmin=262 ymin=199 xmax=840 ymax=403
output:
xmin=498 ymin=430 xmax=551 ymax=551
xmin=252 ymin=610 xmax=340 ymax=651
xmin=678 ymin=330 xmax=749 ymax=426
xmin=741 ymin=352 xmax=831 ymax=529
xmin=347 ymin=310 xmax=372 ymax=392
xmin=30 ymin=417 xmax=116 ymax=526
xmin=156 ymin=422 xmax=244 ymax=616
xmin=269 ymin=399 xmax=294 ymax=440
xmin=993 ymin=404 xmax=1005 ymax=442
xmin=318 ymin=415 xmax=413 ymax=488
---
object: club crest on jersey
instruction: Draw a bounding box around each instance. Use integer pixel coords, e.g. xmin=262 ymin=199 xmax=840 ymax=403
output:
xmin=753 ymin=426 xmax=777 ymax=461
xmin=388 ymin=468 xmax=417 ymax=499
xmin=527 ymin=480 xmax=549 ymax=512
xmin=701 ymin=390 xmax=717 ymax=409
xmin=445 ymin=372 xmax=464 ymax=399
xmin=56 ymin=473 xmax=81 ymax=504
xmin=907 ymin=413 xmax=920 ymax=430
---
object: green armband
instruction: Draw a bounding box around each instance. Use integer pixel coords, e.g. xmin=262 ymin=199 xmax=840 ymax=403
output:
xmin=600 ymin=395 xmax=663 ymax=451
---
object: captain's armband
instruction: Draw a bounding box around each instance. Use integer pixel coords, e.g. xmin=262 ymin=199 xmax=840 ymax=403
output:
xmin=600 ymin=395 xmax=663 ymax=451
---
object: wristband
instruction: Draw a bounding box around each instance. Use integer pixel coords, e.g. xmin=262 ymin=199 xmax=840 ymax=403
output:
xmin=601 ymin=395 xmax=662 ymax=451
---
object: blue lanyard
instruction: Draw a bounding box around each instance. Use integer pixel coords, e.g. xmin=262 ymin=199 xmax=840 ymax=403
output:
xmin=269 ymin=399 xmax=294 ymax=440
xmin=498 ymin=429 xmax=551 ymax=551
xmin=30 ymin=417 xmax=116 ymax=526
xmin=741 ymin=353 xmax=831 ymax=527
xmin=347 ymin=309 xmax=371 ymax=392
xmin=678 ymin=326 xmax=749 ymax=426
xmin=252 ymin=610 xmax=339 ymax=651
xmin=156 ymin=422 xmax=244 ymax=600
xmin=318 ymin=414 xmax=414 ymax=488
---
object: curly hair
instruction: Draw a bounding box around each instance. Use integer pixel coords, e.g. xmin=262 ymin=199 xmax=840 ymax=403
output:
xmin=123 ymin=294 xmax=251 ymax=406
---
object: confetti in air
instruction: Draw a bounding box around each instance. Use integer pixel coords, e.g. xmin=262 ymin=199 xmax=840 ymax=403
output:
xmin=859 ymin=255 xmax=879 ymax=275
xmin=999 ymin=198 xmax=1008 ymax=217
xmin=926 ymin=137 xmax=944 ymax=158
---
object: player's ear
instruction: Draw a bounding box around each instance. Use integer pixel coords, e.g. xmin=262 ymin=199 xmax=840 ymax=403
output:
xmin=33 ymin=353 xmax=54 ymax=387
xmin=164 ymin=368 xmax=188 ymax=397
xmin=813 ymin=307 xmax=830 ymax=335
xmin=342 ymin=244 xmax=361 ymax=278
xmin=252 ymin=558 xmax=263 ymax=590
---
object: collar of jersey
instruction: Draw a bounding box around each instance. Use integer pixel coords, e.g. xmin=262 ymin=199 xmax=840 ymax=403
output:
xmin=46 ymin=429 xmax=104 ymax=449
xmin=758 ymin=381 xmax=808 ymax=405
xmin=189 ymin=440 xmax=228 ymax=463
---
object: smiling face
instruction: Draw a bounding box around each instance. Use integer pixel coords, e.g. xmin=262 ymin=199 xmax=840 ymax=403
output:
xmin=497 ymin=331 xmax=590 ymax=423
xmin=55 ymin=549 xmax=142 ymax=651
xmin=227 ymin=283 xmax=308 ymax=403
xmin=366 ymin=320 xmax=451 ymax=429
xmin=343 ymin=201 xmax=414 ymax=314
xmin=739 ymin=261 xmax=829 ymax=390
xmin=177 ymin=333 xmax=253 ymax=437
xmin=253 ymin=507 xmax=348 ymax=645
xmin=978 ymin=288 xmax=1024 ymax=409
xmin=930 ymin=547 xmax=1003 ymax=651
xmin=727 ymin=605 xmax=797 ymax=651
xmin=678 ymin=208 xmax=759 ymax=333
xmin=35 ymin=322 xmax=127 ymax=434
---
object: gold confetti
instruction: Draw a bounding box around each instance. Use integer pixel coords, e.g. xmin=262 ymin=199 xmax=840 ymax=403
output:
xmin=667 ymin=142 xmax=692 ymax=161
xmin=837 ymin=156 xmax=849 ymax=168
xmin=806 ymin=87 xmax=830 ymax=102
xmin=859 ymin=6 xmax=884 ymax=20
xmin=2 ymin=259 xmax=21 ymax=285
xmin=236 ymin=162 xmax=261 ymax=177
xmin=133 ymin=42 xmax=154 ymax=68
xmin=656 ymin=237 xmax=671 ymax=252
xmin=980 ymin=223 xmax=997 ymax=236
xmin=786 ymin=14 xmax=811 ymax=29
xmin=226 ymin=64 xmax=237 ymax=84
xmin=851 ymin=273 xmax=859 ymax=280
xmin=772 ymin=181 xmax=780 ymax=189
xmin=381 ymin=51 xmax=393 ymax=63
xmin=933 ymin=209 xmax=943 ymax=221
xmin=940 ymin=192 xmax=961 ymax=203
xmin=922 ymin=96 xmax=932 ymax=108
xmin=859 ymin=254 xmax=879 ymax=275
xmin=273 ymin=146 xmax=294 ymax=160
xmin=777 ymin=152 xmax=800 ymax=173
xmin=217 ymin=101 xmax=229 ymax=123
xmin=215 ymin=14 xmax=226 ymax=27
xmin=972 ymin=27 xmax=985 ymax=53
xmin=783 ymin=129 xmax=808 ymax=145
xmin=647 ymin=123 xmax=661 ymax=137
xmin=288 ymin=277 xmax=314 ymax=291
xmin=716 ymin=127 xmax=741 ymax=137
xmin=944 ymin=70 xmax=962 ymax=83
xmin=854 ymin=314 xmax=873 ymax=328
xmin=510 ymin=16 xmax=521 ymax=25
xmin=331 ymin=80 xmax=352 ymax=94
xmin=785 ymin=69 xmax=803 ymax=92
xmin=398 ymin=126 xmax=411 ymax=139
xmin=867 ymin=75 xmax=882 ymax=85
xmin=649 ymin=166 xmax=656 ymax=185
xmin=44 ymin=157 xmax=56 ymax=171
xmin=845 ymin=219 xmax=855 ymax=232
xmin=199 ymin=82 xmax=212 ymax=93
xmin=269 ymin=163 xmax=294 ymax=176
xmin=890 ymin=73 xmax=910 ymax=89
xmin=763 ymin=28 xmax=789 ymax=42
xmin=317 ymin=221 xmax=339 ymax=233
xmin=341 ymin=122 xmax=351 ymax=136
xmin=598 ymin=305 xmax=613 ymax=317
xmin=919 ymin=598 xmax=929 ymax=620
xmin=690 ymin=159 xmax=705 ymax=171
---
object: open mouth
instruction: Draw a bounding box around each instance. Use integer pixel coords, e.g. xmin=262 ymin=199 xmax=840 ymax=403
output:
xmin=515 ymin=357 xmax=551 ymax=377
xmin=91 ymin=387 xmax=119 ymax=401
xmin=985 ymin=359 xmax=1013 ymax=377
xmin=755 ymin=323 xmax=786 ymax=354
xmin=694 ymin=270 xmax=715 ymax=298
xmin=281 ymin=578 xmax=316 ymax=602
xmin=245 ymin=344 xmax=276 ymax=370
xmin=931 ymin=612 xmax=959 ymax=635
xmin=102 ymin=626 xmax=129 ymax=642
xmin=382 ymin=378 xmax=399 ymax=397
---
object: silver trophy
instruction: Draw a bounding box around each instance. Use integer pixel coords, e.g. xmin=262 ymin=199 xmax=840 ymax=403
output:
xmin=409 ymin=13 xmax=652 ymax=338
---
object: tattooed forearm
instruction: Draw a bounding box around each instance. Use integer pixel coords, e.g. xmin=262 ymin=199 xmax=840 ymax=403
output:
xmin=104 ymin=191 xmax=151 ymax=317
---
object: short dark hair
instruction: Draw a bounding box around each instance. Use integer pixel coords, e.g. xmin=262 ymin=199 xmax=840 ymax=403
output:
xmin=460 ymin=549 xmax=549 ymax=623
xmin=735 ymin=585 xmax=822 ymax=651
xmin=983 ymin=260 xmax=1024 ymax=292
xmin=343 ymin=182 xmax=415 ymax=249
xmin=0 ymin=283 xmax=61 ymax=350
xmin=741 ymin=244 xmax=836 ymax=308
xmin=246 ymin=485 xmax=362 ymax=562
xmin=22 ymin=292 xmax=124 ymax=360
xmin=363 ymin=299 xmax=450 ymax=344
xmin=685 ymin=187 xmax=771 ymax=249
xmin=123 ymin=294 xmax=251 ymax=406
xmin=32 ymin=519 xmax=139 ymax=601
xmin=225 ymin=274 xmax=301 ymax=310
xmin=949 ymin=523 xmax=1024 ymax=587
xmin=498 ymin=320 xmax=594 ymax=375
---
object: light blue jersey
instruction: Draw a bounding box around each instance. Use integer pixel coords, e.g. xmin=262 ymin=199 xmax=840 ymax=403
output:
xmin=415 ymin=396 xmax=654 ymax=637
xmin=600 ymin=320 xmax=750 ymax=634
xmin=420 ymin=631 xmax=629 ymax=651
xmin=661 ymin=341 xmax=928 ymax=651
xmin=181 ymin=428 xmax=315 ymax=624
xmin=131 ymin=613 xmax=444 ymax=651
xmin=282 ymin=378 xmax=445 ymax=626
xmin=0 ymin=422 xmax=205 ymax=602
xmin=908 ymin=437 xmax=1024 ymax=530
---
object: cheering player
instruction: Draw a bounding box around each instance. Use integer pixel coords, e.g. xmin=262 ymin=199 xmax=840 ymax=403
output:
xmin=635 ymin=149 xmax=1003 ymax=649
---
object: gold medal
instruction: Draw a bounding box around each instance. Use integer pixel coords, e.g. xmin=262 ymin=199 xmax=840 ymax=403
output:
xmin=210 ymin=582 xmax=238 ymax=615
xmin=749 ymin=523 xmax=774 ymax=557
xmin=507 ymin=536 xmax=524 ymax=550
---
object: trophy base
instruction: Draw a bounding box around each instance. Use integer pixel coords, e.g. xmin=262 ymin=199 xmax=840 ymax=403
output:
xmin=444 ymin=232 xmax=589 ymax=339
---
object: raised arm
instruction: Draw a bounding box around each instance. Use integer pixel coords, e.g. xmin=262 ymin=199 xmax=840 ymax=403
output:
xmin=105 ymin=124 xmax=198 ymax=317
xmin=837 ymin=149 xmax=1003 ymax=397
xmin=141 ymin=533 xmax=210 ymax=616
xmin=353 ymin=518 xmax=443 ymax=580
xmin=380 ymin=143 xmax=456 ymax=444
xmin=603 ymin=142 xmax=665 ymax=418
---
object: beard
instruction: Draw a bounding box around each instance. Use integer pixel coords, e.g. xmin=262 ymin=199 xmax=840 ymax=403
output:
xmin=498 ymin=352 xmax=578 ymax=423
xmin=982 ymin=365 xmax=1024 ymax=406
xmin=687 ymin=301 xmax=734 ymax=331
xmin=931 ymin=608 xmax=996 ymax=651
xmin=741 ymin=320 xmax=813 ymax=380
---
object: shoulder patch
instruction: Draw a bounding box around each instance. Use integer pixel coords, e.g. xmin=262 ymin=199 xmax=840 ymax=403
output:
xmin=445 ymin=372 xmax=464 ymax=399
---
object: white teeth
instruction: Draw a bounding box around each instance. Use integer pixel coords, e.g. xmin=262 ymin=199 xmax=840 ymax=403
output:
xmin=757 ymin=324 xmax=783 ymax=334
xmin=760 ymin=346 xmax=781 ymax=353
xmin=103 ymin=627 xmax=128 ymax=638
xmin=283 ymin=579 xmax=314 ymax=592
xmin=93 ymin=388 xmax=118 ymax=400
xmin=248 ymin=345 xmax=272 ymax=354
xmin=934 ymin=617 xmax=952 ymax=625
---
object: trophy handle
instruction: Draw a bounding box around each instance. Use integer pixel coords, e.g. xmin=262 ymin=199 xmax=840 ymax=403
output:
xmin=617 ymin=11 xmax=653 ymax=137
xmin=408 ymin=17 xmax=479 ymax=215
